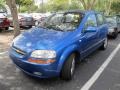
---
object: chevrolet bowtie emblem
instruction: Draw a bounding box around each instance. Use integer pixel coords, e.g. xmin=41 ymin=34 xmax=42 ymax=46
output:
xmin=13 ymin=47 xmax=25 ymax=55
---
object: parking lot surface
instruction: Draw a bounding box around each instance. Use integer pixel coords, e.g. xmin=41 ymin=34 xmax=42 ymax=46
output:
xmin=0 ymin=30 xmax=120 ymax=90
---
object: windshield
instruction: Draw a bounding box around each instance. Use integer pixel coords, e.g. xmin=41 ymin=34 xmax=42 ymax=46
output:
xmin=0 ymin=6 xmax=7 ymax=13
xmin=38 ymin=12 xmax=83 ymax=32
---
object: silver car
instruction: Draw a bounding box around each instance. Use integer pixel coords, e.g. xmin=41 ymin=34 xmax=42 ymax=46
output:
xmin=10 ymin=13 xmax=35 ymax=28
xmin=106 ymin=16 xmax=119 ymax=39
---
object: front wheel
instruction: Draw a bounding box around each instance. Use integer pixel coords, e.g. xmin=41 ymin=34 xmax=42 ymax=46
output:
xmin=0 ymin=29 xmax=3 ymax=32
xmin=28 ymin=25 xmax=32 ymax=29
xmin=60 ymin=53 xmax=75 ymax=80
xmin=112 ymin=32 xmax=118 ymax=39
xmin=100 ymin=38 xmax=108 ymax=50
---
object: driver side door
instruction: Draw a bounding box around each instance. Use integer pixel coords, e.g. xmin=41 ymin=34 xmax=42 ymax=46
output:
xmin=81 ymin=14 xmax=98 ymax=58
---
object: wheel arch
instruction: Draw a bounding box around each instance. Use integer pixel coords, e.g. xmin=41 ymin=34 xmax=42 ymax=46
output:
xmin=57 ymin=45 xmax=80 ymax=73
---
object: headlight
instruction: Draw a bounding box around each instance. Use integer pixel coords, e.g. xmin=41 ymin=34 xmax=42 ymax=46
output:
xmin=31 ymin=50 xmax=56 ymax=59
xmin=108 ymin=28 xmax=114 ymax=32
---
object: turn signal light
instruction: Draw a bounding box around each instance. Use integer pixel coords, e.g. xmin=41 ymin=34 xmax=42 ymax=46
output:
xmin=28 ymin=59 xmax=55 ymax=64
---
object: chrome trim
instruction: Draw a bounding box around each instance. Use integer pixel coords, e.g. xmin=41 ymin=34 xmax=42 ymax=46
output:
xmin=12 ymin=47 xmax=26 ymax=55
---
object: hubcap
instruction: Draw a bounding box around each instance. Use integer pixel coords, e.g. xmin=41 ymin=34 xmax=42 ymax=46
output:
xmin=104 ymin=38 xmax=108 ymax=48
xmin=71 ymin=58 xmax=75 ymax=75
xmin=35 ymin=21 xmax=39 ymax=26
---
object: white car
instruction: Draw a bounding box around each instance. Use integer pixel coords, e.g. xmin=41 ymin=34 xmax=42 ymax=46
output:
xmin=106 ymin=16 xmax=120 ymax=39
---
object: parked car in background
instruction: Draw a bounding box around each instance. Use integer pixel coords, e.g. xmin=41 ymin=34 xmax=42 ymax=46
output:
xmin=31 ymin=13 xmax=49 ymax=26
xmin=0 ymin=13 xmax=10 ymax=32
xmin=10 ymin=13 xmax=35 ymax=29
xmin=9 ymin=10 xmax=108 ymax=80
xmin=116 ymin=15 xmax=120 ymax=31
xmin=106 ymin=16 xmax=120 ymax=38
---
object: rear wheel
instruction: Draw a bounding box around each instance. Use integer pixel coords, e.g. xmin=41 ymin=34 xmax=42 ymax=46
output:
xmin=100 ymin=37 xmax=108 ymax=50
xmin=60 ymin=53 xmax=75 ymax=80
xmin=5 ymin=27 xmax=9 ymax=30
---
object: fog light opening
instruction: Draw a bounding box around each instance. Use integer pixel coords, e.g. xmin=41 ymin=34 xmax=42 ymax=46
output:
xmin=33 ymin=72 xmax=42 ymax=76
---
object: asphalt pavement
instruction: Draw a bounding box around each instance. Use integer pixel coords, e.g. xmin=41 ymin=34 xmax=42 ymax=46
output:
xmin=0 ymin=34 xmax=120 ymax=90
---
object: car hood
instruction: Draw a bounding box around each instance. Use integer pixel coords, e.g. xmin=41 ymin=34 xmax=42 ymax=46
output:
xmin=107 ymin=22 xmax=117 ymax=28
xmin=13 ymin=27 xmax=72 ymax=53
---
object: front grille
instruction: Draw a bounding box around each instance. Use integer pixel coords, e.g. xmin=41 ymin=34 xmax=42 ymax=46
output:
xmin=12 ymin=47 xmax=26 ymax=55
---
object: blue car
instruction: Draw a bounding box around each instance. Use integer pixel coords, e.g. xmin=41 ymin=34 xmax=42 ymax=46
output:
xmin=9 ymin=10 xmax=108 ymax=80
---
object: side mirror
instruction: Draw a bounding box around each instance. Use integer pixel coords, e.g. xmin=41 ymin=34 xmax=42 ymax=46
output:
xmin=85 ymin=26 xmax=97 ymax=33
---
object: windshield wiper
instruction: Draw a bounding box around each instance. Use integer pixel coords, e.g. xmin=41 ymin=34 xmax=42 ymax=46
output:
xmin=46 ymin=25 xmax=64 ymax=32
xmin=37 ymin=26 xmax=49 ymax=30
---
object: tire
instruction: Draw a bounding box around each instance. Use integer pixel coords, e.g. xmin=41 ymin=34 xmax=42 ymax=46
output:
xmin=60 ymin=53 xmax=75 ymax=80
xmin=5 ymin=27 xmax=9 ymax=30
xmin=0 ymin=29 xmax=3 ymax=32
xmin=112 ymin=29 xmax=118 ymax=39
xmin=100 ymin=37 xmax=108 ymax=50
xmin=112 ymin=32 xmax=118 ymax=39
xmin=28 ymin=25 xmax=32 ymax=29
xmin=35 ymin=21 xmax=39 ymax=26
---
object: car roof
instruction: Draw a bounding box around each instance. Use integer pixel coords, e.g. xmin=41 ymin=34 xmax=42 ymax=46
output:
xmin=65 ymin=10 xmax=86 ymax=14
xmin=55 ymin=10 xmax=97 ymax=15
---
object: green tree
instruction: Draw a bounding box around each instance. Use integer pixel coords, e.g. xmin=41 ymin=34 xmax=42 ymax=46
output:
xmin=0 ymin=0 xmax=5 ymax=5
xmin=0 ymin=0 xmax=5 ymax=10
xmin=79 ymin=0 xmax=97 ymax=10
xmin=111 ymin=1 xmax=120 ymax=14
xmin=68 ymin=0 xmax=82 ymax=10
xmin=47 ymin=0 xmax=69 ymax=12
xmin=16 ymin=0 xmax=33 ymax=12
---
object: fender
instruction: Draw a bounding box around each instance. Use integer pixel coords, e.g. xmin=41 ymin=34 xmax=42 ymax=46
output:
xmin=57 ymin=44 xmax=78 ymax=72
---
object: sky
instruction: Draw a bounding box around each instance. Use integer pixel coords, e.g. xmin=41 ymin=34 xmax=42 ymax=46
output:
xmin=34 ymin=0 xmax=48 ymax=4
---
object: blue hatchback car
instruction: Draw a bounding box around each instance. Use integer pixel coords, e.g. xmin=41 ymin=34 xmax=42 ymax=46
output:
xmin=9 ymin=10 xmax=108 ymax=80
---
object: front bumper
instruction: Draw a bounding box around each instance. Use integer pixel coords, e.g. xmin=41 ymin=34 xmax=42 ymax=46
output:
xmin=0 ymin=22 xmax=10 ymax=28
xmin=19 ymin=21 xmax=34 ymax=26
xmin=9 ymin=53 xmax=59 ymax=78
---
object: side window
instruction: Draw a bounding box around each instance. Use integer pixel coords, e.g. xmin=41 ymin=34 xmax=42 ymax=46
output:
xmin=117 ymin=16 xmax=120 ymax=23
xmin=82 ymin=14 xmax=97 ymax=33
xmin=85 ymin=14 xmax=97 ymax=28
xmin=96 ymin=14 xmax=104 ymax=25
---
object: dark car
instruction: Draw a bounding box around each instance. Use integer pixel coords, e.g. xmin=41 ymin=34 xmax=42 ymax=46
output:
xmin=9 ymin=10 xmax=108 ymax=80
xmin=106 ymin=16 xmax=120 ymax=38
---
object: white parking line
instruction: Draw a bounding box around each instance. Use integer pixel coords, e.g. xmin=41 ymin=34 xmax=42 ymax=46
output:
xmin=0 ymin=51 xmax=8 ymax=55
xmin=81 ymin=43 xmax=120 ymax=90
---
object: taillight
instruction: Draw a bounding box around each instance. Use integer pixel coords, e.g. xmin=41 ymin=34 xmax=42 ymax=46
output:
xmin=2 ymin=18 xmax=10 ymax=25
